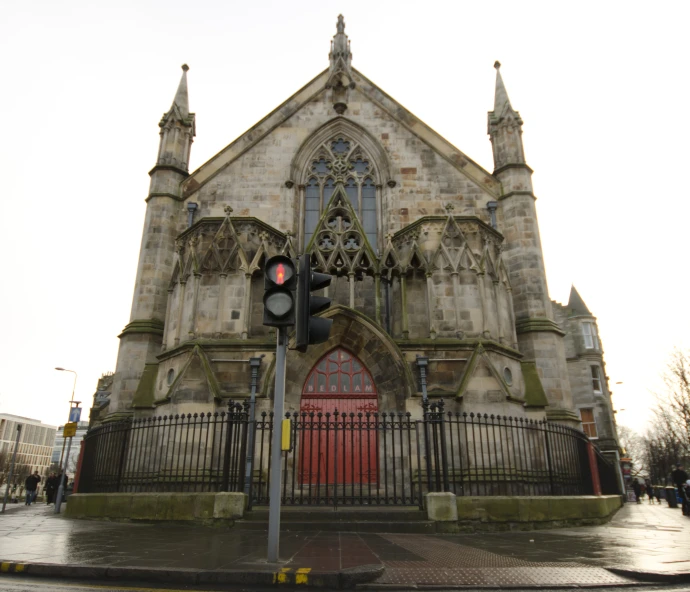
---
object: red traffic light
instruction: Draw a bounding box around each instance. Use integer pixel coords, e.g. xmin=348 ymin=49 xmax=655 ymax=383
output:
xmin=263 ymin=256 xmax=297 ymax=328
xmin=266 ymin=258 xmax=294 ymax=286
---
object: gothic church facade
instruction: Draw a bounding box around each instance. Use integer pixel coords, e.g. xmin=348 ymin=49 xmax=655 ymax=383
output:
xmin=101 ymin=17 xmax=618 ymax=455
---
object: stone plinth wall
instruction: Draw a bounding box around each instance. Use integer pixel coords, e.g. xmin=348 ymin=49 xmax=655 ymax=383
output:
xmin=66 ymin=492 xmax=247 ymax=523
xmin=425 ymin=493 xmax=622 ymax=532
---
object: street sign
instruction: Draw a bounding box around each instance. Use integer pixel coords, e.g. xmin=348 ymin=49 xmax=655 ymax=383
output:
xmin=63 ymin=422 xmax=78 ymax=437
xmin=69 ymin=407 xmax=82 ymax=423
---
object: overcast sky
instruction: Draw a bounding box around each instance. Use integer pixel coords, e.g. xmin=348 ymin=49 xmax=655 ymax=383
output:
xmin=0 ymin=0 xmax=687 ymax=435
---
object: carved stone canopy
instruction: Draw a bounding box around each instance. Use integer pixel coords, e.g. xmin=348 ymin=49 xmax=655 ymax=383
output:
xmin=170 ymin=214 xmax=295 ymax=285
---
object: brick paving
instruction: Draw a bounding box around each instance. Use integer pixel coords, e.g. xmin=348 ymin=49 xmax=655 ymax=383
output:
xmin=0 ymin=500 xmax=688 ymax=588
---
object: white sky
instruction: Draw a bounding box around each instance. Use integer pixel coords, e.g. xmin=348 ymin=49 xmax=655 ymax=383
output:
xmin=1 ymin=0 xmax=687 ymax=435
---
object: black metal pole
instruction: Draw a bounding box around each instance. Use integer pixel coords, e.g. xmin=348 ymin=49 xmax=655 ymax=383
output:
xmin=245 ymin=357 xmax=262 ymax=496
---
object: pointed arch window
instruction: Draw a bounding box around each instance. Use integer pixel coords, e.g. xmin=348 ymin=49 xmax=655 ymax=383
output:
xmin=303 ymin=135 xmax=378 ymax=249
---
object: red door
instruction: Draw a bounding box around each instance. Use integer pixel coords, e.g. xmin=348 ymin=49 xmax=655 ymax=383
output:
xmin=299 ymin=349 xmax=378 ymax=485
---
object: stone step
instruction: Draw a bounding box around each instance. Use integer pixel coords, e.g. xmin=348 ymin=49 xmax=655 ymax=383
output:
xmin=243 ymin=506 xmax=427 ymax=522
xmin=234 ymin=519 xmax=436 ymax=534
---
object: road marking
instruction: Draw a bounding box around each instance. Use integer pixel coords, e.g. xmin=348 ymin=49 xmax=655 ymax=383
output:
xmin=295 ymin=567 xmax=311 ymax=584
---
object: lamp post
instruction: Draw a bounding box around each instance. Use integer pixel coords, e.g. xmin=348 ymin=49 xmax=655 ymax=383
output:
xmin=54 ymin=367 xmax=77 ymax=514
xmin=55 ymin=368 xmax=77 ymax=470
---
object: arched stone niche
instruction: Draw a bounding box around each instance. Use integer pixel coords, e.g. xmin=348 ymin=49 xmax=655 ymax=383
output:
xmin=279 ymin=305 xmax=414 ymax=413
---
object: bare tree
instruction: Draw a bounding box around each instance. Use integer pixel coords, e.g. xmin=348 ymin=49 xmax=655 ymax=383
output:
xmin=617 ymin=425 xmax=648 ymax=477
xmin=646 ymin=349 xmax=690 ymax=484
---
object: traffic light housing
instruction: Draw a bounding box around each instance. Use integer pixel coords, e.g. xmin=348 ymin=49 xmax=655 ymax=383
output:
xmin=263 ymin=255 xmax=297 ymax=327
xmin=296 ymin=253 xmax=333 ymax=352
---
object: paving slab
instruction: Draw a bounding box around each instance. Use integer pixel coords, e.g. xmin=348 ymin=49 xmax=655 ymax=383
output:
xmin=0 ymin=499 xmax=688 ymax=588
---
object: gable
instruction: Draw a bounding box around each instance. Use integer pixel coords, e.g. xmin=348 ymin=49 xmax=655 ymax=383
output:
xmin=182 ymin=68 xmax=499 ymax=202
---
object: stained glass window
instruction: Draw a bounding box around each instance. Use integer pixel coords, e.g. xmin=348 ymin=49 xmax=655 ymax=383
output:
xmin=303 ymin=136 xmax=378 ymax=249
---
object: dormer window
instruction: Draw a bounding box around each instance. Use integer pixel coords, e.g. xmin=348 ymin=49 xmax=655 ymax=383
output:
xmin=582 ymin=321 xmax=599 ymax=349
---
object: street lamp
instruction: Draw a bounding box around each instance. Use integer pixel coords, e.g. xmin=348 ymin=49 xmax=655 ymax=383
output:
xmin=54 ymin=367 xmax=78 ymax=514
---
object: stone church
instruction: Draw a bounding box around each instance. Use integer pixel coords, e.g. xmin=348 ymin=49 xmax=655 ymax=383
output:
xmin=98 ymin=16 xmax=618 ymax=459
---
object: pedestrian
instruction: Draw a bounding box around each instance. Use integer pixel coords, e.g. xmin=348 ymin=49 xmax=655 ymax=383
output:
xmin=632 ymin=479 xmax=641 ymax=503
xmin=645 ymin=480 xmax=654 ymax=504
xmin=671 ymin=464 xmax=688 ymax=505
xmin=682 ymin=479 xmax=690 ymax=516
xmin=655 ymin=485 xmax=662 ymax=504
xmin=45 ymin=473 xmax=58 ymax=505
xmin=24 ymin=471 xmax=41 ymax=506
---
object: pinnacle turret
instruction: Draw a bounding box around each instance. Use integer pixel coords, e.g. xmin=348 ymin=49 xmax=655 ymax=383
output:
xmin=155 ymin=64 xmax=196 ymax=172
xmin=327 ymin=14 xmax=355 ymax=92
xmin=488 ymin=61 xmax=526 ymax=171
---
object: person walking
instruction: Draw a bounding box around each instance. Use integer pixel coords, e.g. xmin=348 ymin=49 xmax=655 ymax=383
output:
xmin=632 ymin=479 xmax=641 ymax=503
xmin=45 ymin=473 xmax=58 ymax=505
xmin=672 ymin=464 xmax=688 ymax=504
xmin=24 ymin=471 xmax=41 ymax=506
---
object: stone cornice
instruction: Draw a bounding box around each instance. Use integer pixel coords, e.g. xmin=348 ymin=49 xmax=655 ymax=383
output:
xmin=145 ymin=192 xmax=186 ymax=203
xmin=493 ymin=163 xmax=534 ymax=176
xmin=148 ymin=164 xmax=190 ymax=177
xmin=392 ymin=215 xmax=503 ymax=242
xmin=498 ymin=190 xmax=537 ymax=202
xmin=396 ymin=338 xmax=522 ymax=360
xmin=545 ymin=408 xmax=582 ymax=423
xmin=157 ymin=338 xmax=275 ymax=362
xmin=515 ymin=317 xmax=565 ymax=337
xmin=175 ymin=216 xmax=286 ymax=243
xmin=119 ymin=319 xmax=165 ymax=339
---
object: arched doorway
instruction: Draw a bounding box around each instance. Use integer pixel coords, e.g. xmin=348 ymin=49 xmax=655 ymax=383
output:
xmin=299 ymin=348 xmax=378 ymax=485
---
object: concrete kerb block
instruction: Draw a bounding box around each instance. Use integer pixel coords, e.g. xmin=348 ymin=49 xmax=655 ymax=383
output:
xmin=426 ymin=492 xmax=458 ymax=522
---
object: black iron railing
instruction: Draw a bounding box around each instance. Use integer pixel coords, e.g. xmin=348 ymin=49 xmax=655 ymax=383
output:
xmin=79 ymin=404 xmax=249 ymax=494
xmin=78 ymin=400 xmax=621 ymax=504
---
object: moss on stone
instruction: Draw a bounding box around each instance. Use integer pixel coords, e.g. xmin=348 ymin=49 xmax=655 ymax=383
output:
xmin=132 ymin=363 xmax=158 ymax=408
xmin=520 ymin=361 xmax=549 ymax=407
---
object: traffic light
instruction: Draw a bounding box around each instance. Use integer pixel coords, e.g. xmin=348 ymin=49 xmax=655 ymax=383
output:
xmin=263 ymin=255 xmax=297 ymax=327
xmin=295 ymin=253 xmax=333 ymax=352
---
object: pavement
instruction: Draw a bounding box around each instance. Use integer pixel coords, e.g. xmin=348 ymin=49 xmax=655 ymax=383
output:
xmin=0 ymin=498 xmax=689 ymax=589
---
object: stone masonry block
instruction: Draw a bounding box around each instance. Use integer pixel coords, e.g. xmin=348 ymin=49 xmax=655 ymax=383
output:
xmin=426 ymin=492 xmax=458 ymax=522
xmin=213 ymin=492 xmax=247 ymax=519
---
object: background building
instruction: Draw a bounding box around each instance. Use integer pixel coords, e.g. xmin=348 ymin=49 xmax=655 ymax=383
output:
xmin=51 ymin=421 xmax=89 ymax=475
xmin=0 ymin=414 xmax=57 ymax=488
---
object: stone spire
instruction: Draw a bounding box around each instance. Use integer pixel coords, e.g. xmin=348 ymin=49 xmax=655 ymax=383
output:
xmin=327 ymin=14 xmax=355 ymax=91
xmin=156 ymin=64 xmax=195 ymax=172
xmin=492 ymin=61 xmax=515 ymax=117
xmin=172 ymin=63 xmax=190 ymax=118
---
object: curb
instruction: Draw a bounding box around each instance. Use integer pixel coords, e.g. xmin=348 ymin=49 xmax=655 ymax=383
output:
xmin=606 ymin=567 xmax=690 ymax=584
xmin=0 ymin=561 xmax=384 ymax=589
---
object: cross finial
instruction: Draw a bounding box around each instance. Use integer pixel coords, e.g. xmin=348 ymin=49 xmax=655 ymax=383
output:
xmin=224 ymin=205 xmax=233 ymax=217
xmin=445 ymin=203 xmax=455 ymax=212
